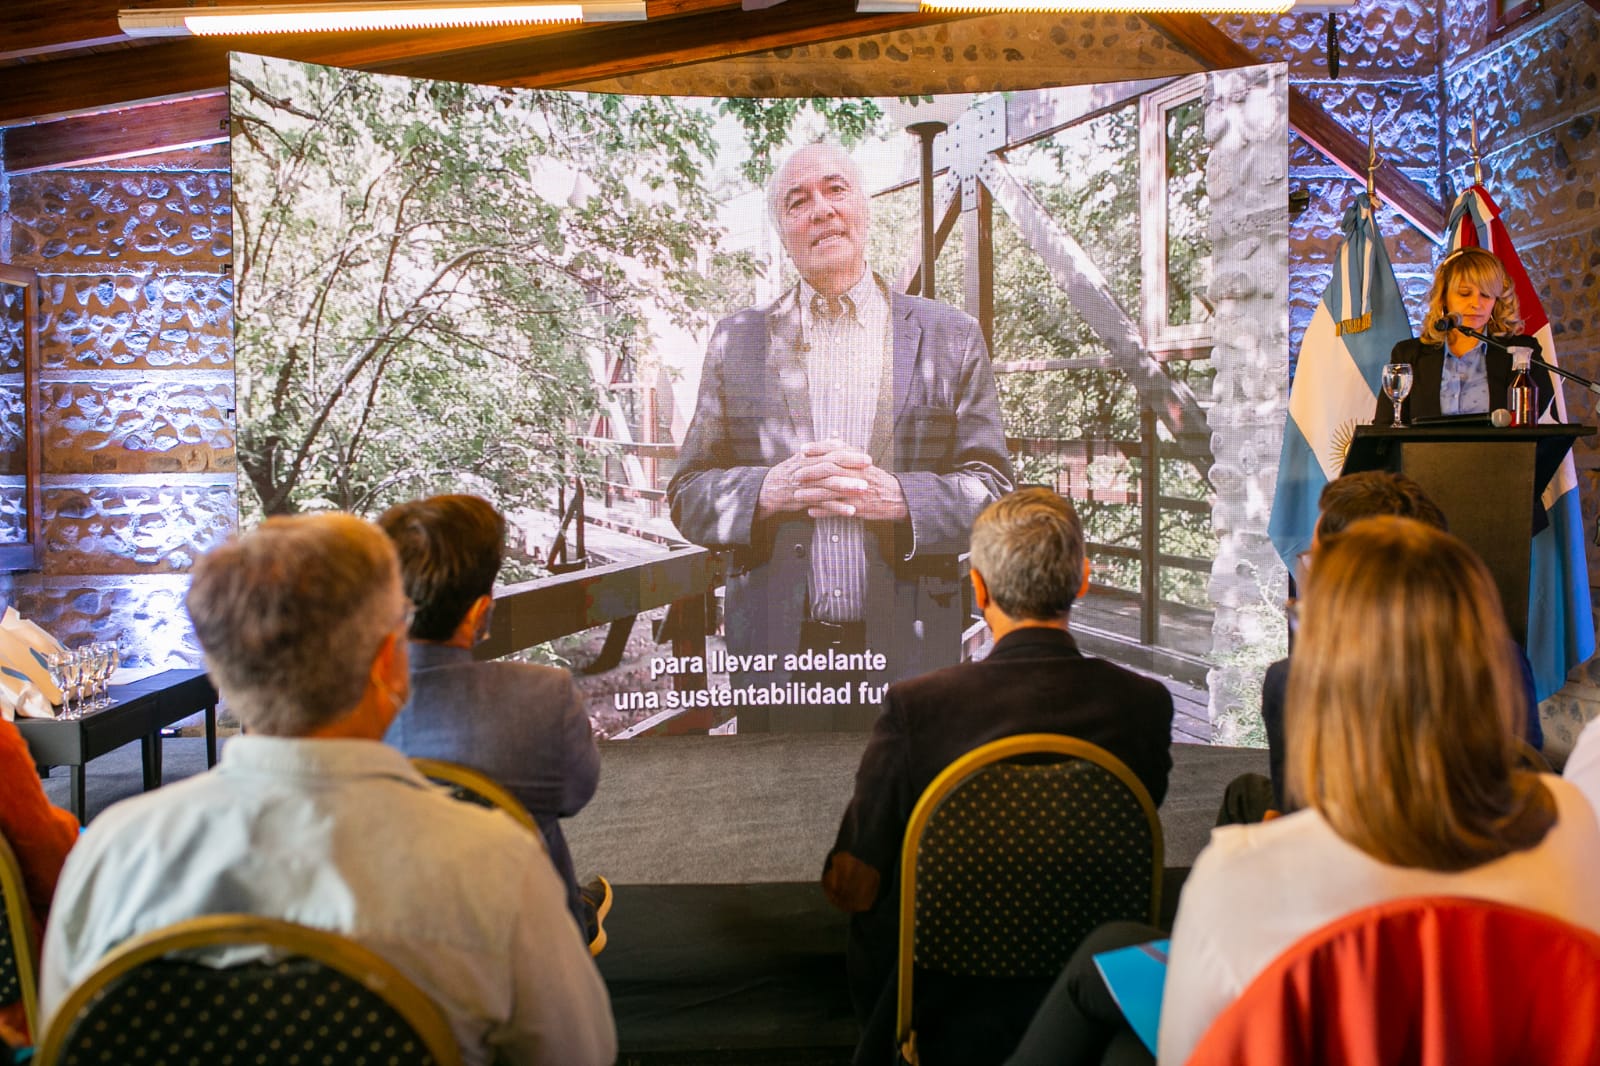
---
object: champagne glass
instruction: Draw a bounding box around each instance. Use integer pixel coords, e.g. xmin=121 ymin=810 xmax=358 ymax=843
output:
xmin=44 ymin=650 xmax=72 ymax=718
xmin=79 ymin=644 xmax=99 ymax=709
xmin=1381 ymin=362 xmax=1414 ymax=427
xmin=56 ymin=649 xmax=84 ymax=719
xmin=72 ymin=648 xmax=93 ymax=716
xmin=76 ymin=647 xmax=96 ymax=714
xmin=88 ymin=644 xmax=111 ymax=709
xmin=105 ymin=641 xmax=122 ymax=697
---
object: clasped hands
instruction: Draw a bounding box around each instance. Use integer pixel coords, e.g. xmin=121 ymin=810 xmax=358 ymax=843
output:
xmin=757 ymin=439 xmax=908 ymax=522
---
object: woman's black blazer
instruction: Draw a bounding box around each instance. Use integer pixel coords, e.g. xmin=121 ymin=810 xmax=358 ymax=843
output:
xmin=1373 ymin=334 xmax=1551 ymax=426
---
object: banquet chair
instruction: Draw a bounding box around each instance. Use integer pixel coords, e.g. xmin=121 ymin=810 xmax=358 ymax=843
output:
xmin=34 ymin=914 xmax=463 ymax=1066
xmin=1186 ymin=895 xmax=1600 ymax=1066
xmin=411 ymin=759 xmax=610 ymax=958
xmin=0 ymin=830 xmax=40 ymax=1043
xmin=896 ymin=734 xmax=1163 ymax=1066
xmin=410 ymin=756 xmax=540 ymax=835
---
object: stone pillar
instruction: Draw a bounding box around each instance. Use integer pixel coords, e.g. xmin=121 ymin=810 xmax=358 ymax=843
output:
xmin=1203 ymin=64 xmax=1292 ymax=744
xmin=3 ymin=151 xmax=235 ymax=670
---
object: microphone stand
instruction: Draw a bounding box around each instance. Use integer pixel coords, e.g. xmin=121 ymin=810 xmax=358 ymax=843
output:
xmin=1451 ymin=323 xmax=1600 ymax=398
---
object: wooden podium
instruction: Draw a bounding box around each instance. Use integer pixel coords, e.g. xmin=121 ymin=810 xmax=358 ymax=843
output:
xmin=1342 ymin=422 xmax=1593 ymax=646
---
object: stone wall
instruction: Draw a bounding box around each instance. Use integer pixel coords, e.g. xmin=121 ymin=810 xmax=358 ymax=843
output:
xmin=1205 ymin=3 xmax=1440 ymax=745
xmin=1218 ymin=0 xmax=1600 ymax=755
xmin=1208 ymin=2 xmax=1444 ymax=377
xmin=1202 ymin=65 xmax=1291 ymax=744
xmin=0 ymin=146 xmax=233 ymax=669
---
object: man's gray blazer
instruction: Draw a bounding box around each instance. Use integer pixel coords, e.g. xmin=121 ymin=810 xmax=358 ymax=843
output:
xmin=667 ymin=280 xmax=1014 ymax=691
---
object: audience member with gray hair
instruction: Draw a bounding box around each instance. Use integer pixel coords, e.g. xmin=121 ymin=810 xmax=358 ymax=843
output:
xmin=39 ymin=513 xmax=616 ymax=1066
xmin=823 ymin=486 xmax=1173 ymax=1066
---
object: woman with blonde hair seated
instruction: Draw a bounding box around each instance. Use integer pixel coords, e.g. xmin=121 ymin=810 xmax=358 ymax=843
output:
xmin=1158 ymin=516 xmax=1600 ymax=1061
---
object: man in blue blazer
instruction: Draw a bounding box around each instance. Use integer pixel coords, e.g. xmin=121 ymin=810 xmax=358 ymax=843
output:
xmin=668 ymin=144 xmax=1014 ymax=730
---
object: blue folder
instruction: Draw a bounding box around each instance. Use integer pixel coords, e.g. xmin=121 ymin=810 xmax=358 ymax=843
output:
xmin=1092 ymin=938 xmax=1169 ymax=1056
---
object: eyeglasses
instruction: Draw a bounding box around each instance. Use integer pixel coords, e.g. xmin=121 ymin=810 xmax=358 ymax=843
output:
xmin=398 ymin=602 xmax=416 ymax=634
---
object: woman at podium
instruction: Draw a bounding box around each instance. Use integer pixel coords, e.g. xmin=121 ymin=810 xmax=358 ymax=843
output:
xmin=1374 ymin=247 xmax=1552 ymax=425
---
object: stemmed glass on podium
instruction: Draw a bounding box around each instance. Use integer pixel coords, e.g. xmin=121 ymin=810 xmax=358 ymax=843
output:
xmin=1382 ymin=362 xmax=1414 ymax=427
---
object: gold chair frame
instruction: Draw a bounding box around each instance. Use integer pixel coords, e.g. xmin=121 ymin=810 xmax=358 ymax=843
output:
xmin=409 ymin=759 xmax=605 ymax=957
xmin=895 ymin=733 xmax=1164 ymax=1065
xmin=34 ymin=914 xmax=464 ymax=1066
xmin=410 ymin=757 xmax=540 ymax=835
xmin=0 ymin=830 xmax=41 ymax=1041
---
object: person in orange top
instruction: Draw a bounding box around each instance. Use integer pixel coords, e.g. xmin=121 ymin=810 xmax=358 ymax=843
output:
xmin=0 ymin=716 xmax=78 ymax=1047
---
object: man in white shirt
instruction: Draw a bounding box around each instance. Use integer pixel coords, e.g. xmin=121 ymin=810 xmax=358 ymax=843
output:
xmin=39 ymin=513 xmax=616 ymax=1066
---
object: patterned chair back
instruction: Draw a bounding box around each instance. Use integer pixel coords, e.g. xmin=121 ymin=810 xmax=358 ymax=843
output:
xmin=0 ymin=829 xmax=40 ymax=1040
xmin=34 ymin=915 xmax=463 ymax=1066
xmin=895 ymin=734 xmax=1163 ymax=1063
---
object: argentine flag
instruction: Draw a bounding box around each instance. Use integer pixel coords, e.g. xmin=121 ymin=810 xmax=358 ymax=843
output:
xmin=1269 ymin=193 xmax=1413 ymax=571
xmin=1450 ymin=185 xmax=1595 ymax=700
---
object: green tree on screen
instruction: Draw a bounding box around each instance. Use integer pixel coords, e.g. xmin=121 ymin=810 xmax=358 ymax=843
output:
xmin=231 ymin=58 xmax=761 ymax=520
xmin=987 ymin=106 xmax=1215 ymax=608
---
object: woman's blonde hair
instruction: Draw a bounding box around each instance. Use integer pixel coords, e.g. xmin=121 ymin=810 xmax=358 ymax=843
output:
xmin=1419 ymin=246 xmax=1523 ymax=345
xmin=1285 ymin=516 xmax=1554 ymax=871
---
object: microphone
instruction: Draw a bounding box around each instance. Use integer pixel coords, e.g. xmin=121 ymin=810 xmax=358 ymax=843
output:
xmin=1490 ymin=409 xmax=1513 ymax=428
xmin=1434 ymin=313 xmax=1462 ymax=332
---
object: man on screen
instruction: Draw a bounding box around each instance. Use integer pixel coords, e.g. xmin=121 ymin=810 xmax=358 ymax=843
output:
xmin=667 ymin=143 xmax=1014 ymax=730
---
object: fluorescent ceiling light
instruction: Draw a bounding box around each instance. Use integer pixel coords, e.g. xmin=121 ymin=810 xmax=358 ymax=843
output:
xmin=858 ymin=0 xmax=1352 ymax=10
xmin=119 ymin=0 xmax=645 ymax=36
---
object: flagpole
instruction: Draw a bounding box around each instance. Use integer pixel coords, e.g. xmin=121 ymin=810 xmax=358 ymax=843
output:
xmin=1366 ymin=112 xmax=1380 ymax=209
xmin=1470 ymin=117 xmax=1483 ymax=187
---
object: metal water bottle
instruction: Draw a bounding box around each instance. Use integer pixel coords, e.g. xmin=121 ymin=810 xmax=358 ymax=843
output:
xmin=1508 ymin=348 xmax=1535 ymax=427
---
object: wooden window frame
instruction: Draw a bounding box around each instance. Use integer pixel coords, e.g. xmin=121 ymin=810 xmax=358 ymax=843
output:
xmin=1139 ymin=74 xmax=1214 ymax=361
xmin=1491 ymin=0 xmax=1543 ymax=38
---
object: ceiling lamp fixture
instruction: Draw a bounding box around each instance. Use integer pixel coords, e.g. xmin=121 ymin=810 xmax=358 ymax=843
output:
xmin=118 ymin=0 xmax=645 ymax=36
xmin=858 ymin=0 xmax=1352 ymax=10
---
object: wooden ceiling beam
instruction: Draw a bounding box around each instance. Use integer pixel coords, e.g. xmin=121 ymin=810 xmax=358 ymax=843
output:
xmin=0 ymin=0 xmax=745 ymax=126
xmin=388 ymin=0 xmax=967 ymax=86
xmin=0 ymin=0 xmax=126 ymax=61
xmin=0 ymin=0 xmax=959 ymax=127
xmin=1287 ymin=91 xmax=1447 ymax=240
xmin=2 ymin=94 xmax=227 ymax=175
xmin=252 ymin=0 xmax=737 ymax=74
xmin=1145 ymin=12 xmax=1446 ymax=239
xmin=0 ymin=39 xmax=233 ymax=127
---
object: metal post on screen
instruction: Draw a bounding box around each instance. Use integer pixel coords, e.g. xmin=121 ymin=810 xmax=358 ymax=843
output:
xmin=906 ymin=120 xmax=947 ymax=300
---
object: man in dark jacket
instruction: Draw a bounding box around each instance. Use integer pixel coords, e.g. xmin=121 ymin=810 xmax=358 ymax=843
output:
xmin=823 ymin=487 xmax=1174 ymax=1065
